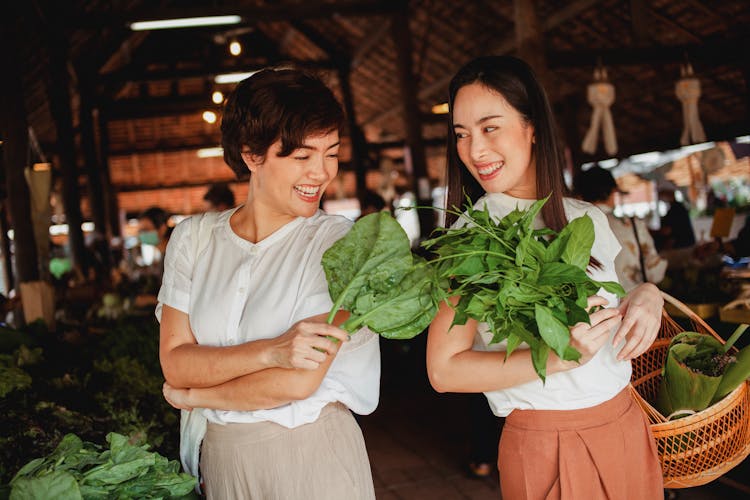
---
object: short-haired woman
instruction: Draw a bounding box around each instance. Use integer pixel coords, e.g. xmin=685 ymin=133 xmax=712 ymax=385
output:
xmin=157 ymin=69 xmax=379 ymax=499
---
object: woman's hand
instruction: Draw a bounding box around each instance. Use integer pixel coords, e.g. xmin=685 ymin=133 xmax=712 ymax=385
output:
xmin=163 ymin=382 xmax=193 ymax=411
xmin=613 ymin=282 xmax=663 ymax=361
xmin=268 ymin=320 xmax=349 ymax=370
xmin=558 ymin=295 xmax=622 ymax=370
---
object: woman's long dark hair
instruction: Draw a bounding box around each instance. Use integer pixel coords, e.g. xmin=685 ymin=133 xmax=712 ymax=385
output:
xmin=444 ymin=56 xmax=569 ymax=231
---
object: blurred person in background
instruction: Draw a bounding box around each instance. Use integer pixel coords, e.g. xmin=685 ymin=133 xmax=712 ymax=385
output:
xmin=574 ymin=166 xmax=667 ymax=291
xmin=358 ymin=189 xmax=387 ymax=218
xmin=203 ymin=182 xmax=236 ymax=212
xmin=655 ymin=188 xmax=696 ymax=251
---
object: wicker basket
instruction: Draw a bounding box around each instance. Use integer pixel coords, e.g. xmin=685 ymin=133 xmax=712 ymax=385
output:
xmin=630 ymin=292 xmax=750 ymax=489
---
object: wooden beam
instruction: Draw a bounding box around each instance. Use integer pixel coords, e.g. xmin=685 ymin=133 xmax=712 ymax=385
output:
xmin=103 ymin=95 xmax=221 ymax=121
xmin=583 ymin=120 xmax=750 ymax=163
xmin=78 ymin=72 xmax=110 ymax=271
xmin=514 ymin=0 xmax=548 ymax=87
xmin=390 ymin=5 xmax=433 ymax=236
xmin=338 ymin=61 xmax=370 ymax=196
xmin=546 ymin=36 xmax=749 ymax=68
xmin=108 ymin=137 xmax=221 ymax=157
xmin=365 ymin=0 xmax=604 ymax=127
xmin=351 ymin=18 xmax=391 ymax=68
xmin=99 ymin=57 xmax=336 ymax=86
xmin=1 ymin=8 xmax=39 ymax=284
xmin=47 ymin=36 xmax=89 ymax=275
xmin=70 ymin=1 xmax=399 ymax=29
xmin=96 ymin=110 xmax=122 ymax=239
xmin=629 ymin=0 xmax=652 ymax=46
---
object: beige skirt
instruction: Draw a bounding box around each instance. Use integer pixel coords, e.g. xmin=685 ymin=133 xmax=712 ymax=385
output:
xmin=498 ymin=388 xmax=663 ymax=500
xmin=200 ymin=402 xmax=375 ymax=500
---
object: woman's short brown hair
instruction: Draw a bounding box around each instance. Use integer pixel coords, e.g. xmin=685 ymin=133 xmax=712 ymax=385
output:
xmin=221 ymin=68 xmax=344 ymax=178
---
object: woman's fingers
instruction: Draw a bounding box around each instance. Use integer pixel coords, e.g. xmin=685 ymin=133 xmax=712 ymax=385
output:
xmin=585 ymin=305 xmax=620 ymax=328
xmin=618 ymin=316 xmax=658 ymax=360
xmin=300 ymin=321 xmax=350 ymax=343
xmin=586 ymin=295 xmax=609 ymax=310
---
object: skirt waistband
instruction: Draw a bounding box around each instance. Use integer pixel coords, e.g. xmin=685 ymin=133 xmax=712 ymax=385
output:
xmin=205 ymin=402 xmax=349 ymax=444
xmin=505 ymin=387 xmax=635 ymax=431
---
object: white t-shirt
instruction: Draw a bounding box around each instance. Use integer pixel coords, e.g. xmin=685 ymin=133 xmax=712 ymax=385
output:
xmin=156 ymin=208 xmax=380 ymax=428
xmin=458 ymin=192 xmax=630 ymax=416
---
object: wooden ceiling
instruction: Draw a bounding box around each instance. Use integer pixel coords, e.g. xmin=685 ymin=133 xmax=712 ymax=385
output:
xmin=3 ymin=0 xmax=749 ymax=219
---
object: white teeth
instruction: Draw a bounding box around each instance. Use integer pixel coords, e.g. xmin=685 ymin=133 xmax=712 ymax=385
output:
xmin=477 ymin=162 xmax=503 ymax=175
xmin=294 ymin=185 xmax=320 ymax=195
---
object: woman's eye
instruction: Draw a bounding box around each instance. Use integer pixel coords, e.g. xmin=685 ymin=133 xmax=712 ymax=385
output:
xmin=326 ymin=153 xmax=339 ymax=159
xmin=455 ymin=132 xmax=467 ymax=140
xmin=294 ymin=156 xmax=310 ymax=161
xmin=483 ymin=126 xmax=497 ymax=133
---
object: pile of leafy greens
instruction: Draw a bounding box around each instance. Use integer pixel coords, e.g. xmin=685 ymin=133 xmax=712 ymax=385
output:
xmin=10 ymin=433 xmax=196 ymax=499
xmin=656 ymin=324 xmax=750 ymax=419
xmin=421 ymin=197 xmax=625 ymax=381
xmin=322 ymin=211 xmax=437 ymax=339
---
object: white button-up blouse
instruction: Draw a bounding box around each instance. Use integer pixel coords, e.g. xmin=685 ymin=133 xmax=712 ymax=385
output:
xmin=156 ymin=208 xmax=380 ymax=428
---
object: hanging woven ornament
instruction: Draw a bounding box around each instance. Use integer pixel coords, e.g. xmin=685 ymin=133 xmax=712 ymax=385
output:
xmin=675 ymin=63 xmax=706 ymax=146
xmin=581 ymin=67 xmax=618 ymax=156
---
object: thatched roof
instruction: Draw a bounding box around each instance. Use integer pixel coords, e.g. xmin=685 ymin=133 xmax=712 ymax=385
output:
xmin=3 ymin=0 xmax=749 ymax=217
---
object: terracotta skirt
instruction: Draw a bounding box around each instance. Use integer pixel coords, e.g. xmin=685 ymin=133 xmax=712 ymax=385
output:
xmin=200 ymin=403 xmax=375 ymax=500
xmin=498 ymin=388 xmax=663 ymax=500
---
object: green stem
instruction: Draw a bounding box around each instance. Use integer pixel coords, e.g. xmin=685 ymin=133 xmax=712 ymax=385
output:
xmin=723 ymin=324 xmax=749 ymax=353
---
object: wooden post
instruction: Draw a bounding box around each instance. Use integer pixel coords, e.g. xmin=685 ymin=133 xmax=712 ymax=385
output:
xmin=97 ymin=109 xmax=122 ymax=240
xmin=78 ymin=70 xmax=111 ymax=273
xmin=514 ymin=0 xmax=549 ymax=89
xmin=0 ymin=16 xmax=39 ymax=285
xmin=559 ymin=95 xmax=586 ymax=176
xmin=337 ymin=61 xmax=369 ymax=197
xmin=0 ymin=202 xmax=14 ymax=293
xmin=46 ymin=34 xmax=88 ymax=276
xmin=390 ymin=5 xmax=434 ymax=237
xmin=629 ymin=0 xmax=652 ymax=46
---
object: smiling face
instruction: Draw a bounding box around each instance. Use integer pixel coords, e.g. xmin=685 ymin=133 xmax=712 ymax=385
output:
xmin=452 ymin=82 xmax=537 ymax=199
xmin=243 ymin=130 xmax=340 ymax=222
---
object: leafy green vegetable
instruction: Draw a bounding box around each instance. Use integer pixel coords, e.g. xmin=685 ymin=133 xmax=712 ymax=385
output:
xmin=10 ymin=433 xmax=196 ymax=499
xmin=422 ymin=196 xmax=625 ymax=381
xmin=322 ymin=211 xmax=437 ymax=339
xmin=657 ymin=325 xmax=750 ymax=418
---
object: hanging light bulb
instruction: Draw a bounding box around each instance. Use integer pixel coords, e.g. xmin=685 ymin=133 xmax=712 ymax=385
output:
xmin=202 ymin=111 xmax=218 ymax=124
xmin=212 ymin=90 xmax=224 ymax=104
xmin=229 ymin=39 xmax=242 ymax=56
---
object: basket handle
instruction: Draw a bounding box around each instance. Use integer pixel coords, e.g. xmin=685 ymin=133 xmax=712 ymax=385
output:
xmin=660 ymin=291 xmax=726 ymax=345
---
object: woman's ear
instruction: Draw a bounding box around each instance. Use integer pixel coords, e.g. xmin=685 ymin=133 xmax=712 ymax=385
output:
xmin=241 ymin=152 xmax=263 ymax=173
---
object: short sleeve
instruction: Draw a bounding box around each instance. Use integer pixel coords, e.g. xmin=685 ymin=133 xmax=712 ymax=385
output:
xmin=292 ymin=217 xmax=353 ymax=321
xmin=155 ymin=218 xmax=194 ymax=322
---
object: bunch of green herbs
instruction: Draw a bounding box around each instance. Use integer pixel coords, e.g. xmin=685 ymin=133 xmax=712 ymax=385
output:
xmin=10 ymin=433 xmax=196 ymax=499
xmin=421 ymin=196 xmax=625 ymax=381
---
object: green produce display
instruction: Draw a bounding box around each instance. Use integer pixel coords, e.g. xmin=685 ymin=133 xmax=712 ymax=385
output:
xmin=10 ymin=433 xmax=196 ymax=500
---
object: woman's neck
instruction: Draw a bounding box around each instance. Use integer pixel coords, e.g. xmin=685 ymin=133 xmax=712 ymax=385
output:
xmin=230 ymin=194 xmax=296 ymax=244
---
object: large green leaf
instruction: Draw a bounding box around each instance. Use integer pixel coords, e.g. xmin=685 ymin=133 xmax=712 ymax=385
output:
xmin=535 ymin=304 xmax=571 ymax=360
xmin=537 ymin=262 xmax=589 ymax=286
xmin=10 ymin=470 xmax=82 ymax=500
xmin=324 ymin=214 xmax=436 ymax=339
xmin=560 ymin=215 xmax=595 ymax=270
xmin=322 ymin=212 xmax=413 ymax=314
